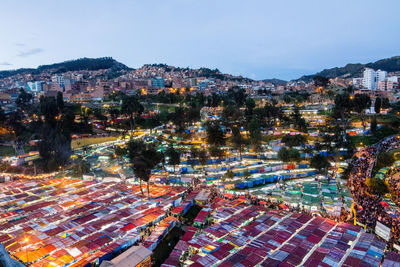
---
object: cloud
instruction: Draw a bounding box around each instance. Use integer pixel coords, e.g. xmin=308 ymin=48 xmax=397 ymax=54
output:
xmin=0 ymin=62 xmax=12 ymax=66
xmin=15 ymin=43 xmax=26 ymax=47
xmin=17 ymin=48 xmax=44 ymax=57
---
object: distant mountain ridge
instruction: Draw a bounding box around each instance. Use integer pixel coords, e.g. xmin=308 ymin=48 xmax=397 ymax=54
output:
xmin=0 ymin=57 xmax=130 ymax=79
xmin=299 ymin=56 xmax=400 ymax=81
xmin=2 ymin=56 xmax=400 ymax=83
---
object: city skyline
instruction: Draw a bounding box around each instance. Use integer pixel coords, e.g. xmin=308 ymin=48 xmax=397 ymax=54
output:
xmin=1 ymin=0 xmax=400 ymax=80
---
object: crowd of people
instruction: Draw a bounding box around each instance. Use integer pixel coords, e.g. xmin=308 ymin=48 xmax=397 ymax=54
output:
xmin=348 ymin=135 xmax=400 ymax=248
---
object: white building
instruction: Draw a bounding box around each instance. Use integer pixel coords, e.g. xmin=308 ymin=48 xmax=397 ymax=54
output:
xmin=27 ymin=81 xmax=43 ymax=92
xmin=362 ymin=68 xmax=387 ymax=90
xmin=51 ymin=75 xmax=64 ymax=86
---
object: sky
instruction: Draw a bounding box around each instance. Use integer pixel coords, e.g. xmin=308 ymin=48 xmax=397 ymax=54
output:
xmin=0 ymin=0 xmax=399 ymax=80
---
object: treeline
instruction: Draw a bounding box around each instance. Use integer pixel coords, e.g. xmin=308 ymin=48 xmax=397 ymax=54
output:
xmin=0 ymin=57 xmax=129 ymax=79
xmin=37 ymin=57 xmax=129 ymax=72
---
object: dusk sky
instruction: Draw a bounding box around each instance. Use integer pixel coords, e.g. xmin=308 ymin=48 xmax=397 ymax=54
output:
xmin=1 ymin=0 xmax=399 ymax=80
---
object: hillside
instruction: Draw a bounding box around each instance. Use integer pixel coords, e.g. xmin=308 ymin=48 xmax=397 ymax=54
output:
xmin=299 ymin=56 xmax=400 ymax=81
xmin=0 ymin=57 xmax=130 ymax=79
xmin=262 ymin=78 xmax=287 ymax=85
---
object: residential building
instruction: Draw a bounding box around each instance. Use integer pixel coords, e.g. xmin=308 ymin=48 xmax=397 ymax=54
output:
xmin=362 ymin=68 xmax=387 ymax=90
xmin=26 ymin=81 xmax=43 ymax=92
xmin=70 ymin=92 xmax=92 ymax=103
xmin=150 ymin=77 xmax=165 ymax=88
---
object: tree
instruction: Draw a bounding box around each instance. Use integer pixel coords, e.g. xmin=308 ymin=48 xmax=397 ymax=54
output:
xmin=281 ymin=134 xmax=306 ymax=147
xmin=16 ymin=89 xmax=32 ymax=111
xmin=243 ymin=169 xmax=250 ymax=180
xmin=375 ymin=151 xmax=395 ymax=171
xmin=352 ymin=94 xmax=371 ymax=130
xmin=366 ymin=177 xmax=388 ymax=195
xmin=127 ymin=140 xmax=162 ymax=197
xmin=132 ymin=157 xmax=151 ymax=196
xmin=40 ymin=96 xmax=59 ymax=126
xmin=288 ymin=148 xmax=301 ymax=162
xmin=222 ymin=105 xmax=242 ymax=127
xmin=171 ymin=107 xmax=185 ymax=132
xmin=0 ymin=107 xmax=5 ymax=124
xmin=224 ymin=170 xmax=235 ymax=180
xmin=38 ymin=96 xmax=71 ymax=171
xmin=232 ymin=126 xmax=245 ymax=160
xmin=278 ymin=147 xmax=300 ymax=162
xmin=121 ymin=96 xmax=144 ymax=130
xmin=310 ymin=154 xmax=330 ymax=174
xmin=332 ymin=93 xmax=352 ymax=127
xmin=206 ymin=121 xmax=225 ymax=146
xmin=56 ymin=92 xmax=64 ymax=113
xmin=346 ymin=85 xmax=354 ymax=94
xmin=248 ymin=118 xmax=261 ymax=149
xmin=245 ymin=98 xmax=256 ymax=118
xmin=382 ymin=98 xmax=390 ymax=109
xmin=189 ymin=147 xmax=199 ymax=167
xmin=94 ymin=108 xmax=107 ymax=125
xmin=198 ymin=149 xmax=209 ymax=174
xmin=109 ymin=108 xmax=120 ymax=122
xmin=72 ymin=157 xmax=90 ymax=177
xmin=226 ymin=87 xmax=247 ymax=107
xmin=291 ymin=108 xmax=307 ymax=131
xmin=278 ymin=147 xmax=290 ymax=162
xmin=166 ymin=145 xmax=181 ymax=173
xmin=209 ymin=145 xmax=224 ymax=159
xmin=313 ymin=75 xmax=330 ymax=88
xmin=370 ymin=117 xmax=377 ymax=134
xmin=375 ymin=97 xmax=382 ymax=114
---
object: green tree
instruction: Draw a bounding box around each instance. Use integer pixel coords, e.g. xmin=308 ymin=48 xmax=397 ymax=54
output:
xmin=38 ymin=96 xmax=71 ymax=171
xmin=206 ymin=121 xmax=225 ymax=146
xmin=198 ymin=148 xmax=209 ymax=174
xmin=56 ymin=92 xmax=64 ymax=113
xmin=375 ymin=97 xmax=382 ymax=114
xmin=248 ymin=118 xmax=261 ymax=149
xmin=382 ymin=98 xmax=390 ymax=109
xmin=370 ymin=117 xmax=377 ymax=134
xmin=245 ymin=98 xmax=256 ymax=118
xmin=224 ymin=169 xmax=235 ymax=180
xmin=16 ymin=89 xmax=33 ymax=111
xmin=72 ymin=157 xmax=90 ymax=177
xmin=121 ymin=95 xmax=144 ymax=130
xmin=94 ymin=108 xmax=107 ymax=125
xmin=288 ymin=148 xmax=301 ymax=162
xmin=209 ymin=145 xmax=224 ymax=159
xmin=366 ymin=177 xmax=388 ymax=195
xmin=313 ymin=75 xmax=330 ymax=88
xmin=109 ymin=108 xmax=120 ymax=121
xmin=166 ymin=145 xmax=181 ymax=173
xmin=222 ymin=105 xmax=242 ymax=127
xmin=310 ymin=154 xmax=330 ymax=174
xmin=291 ymin=108 xmax=307 ymax=131
xmin=226 ymin=87 xmax=247 ymax=107
xmin=332 ymin=93 xmax=352 ymax=127
xmin=278 ymin=147 xmax=290 ymax=162
xmin=243 ymin=169 xmax=250 ymax=180
xmin=0 ymin=107 xmax=6 ymax=124
xmin=278 ymin=147 xmax=300 ymax=162
xmin=352 ymin=94 xmax=371 ymax=130
xmin=281 ymin=134 xmax=306 ymax=147
xmin=128 ymin=140 xmax=162 ymax=197
xmin=189 ymin=147 xmax=199 ymax=167
xmin=232 ymin=126 xmax=245 ymax=160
